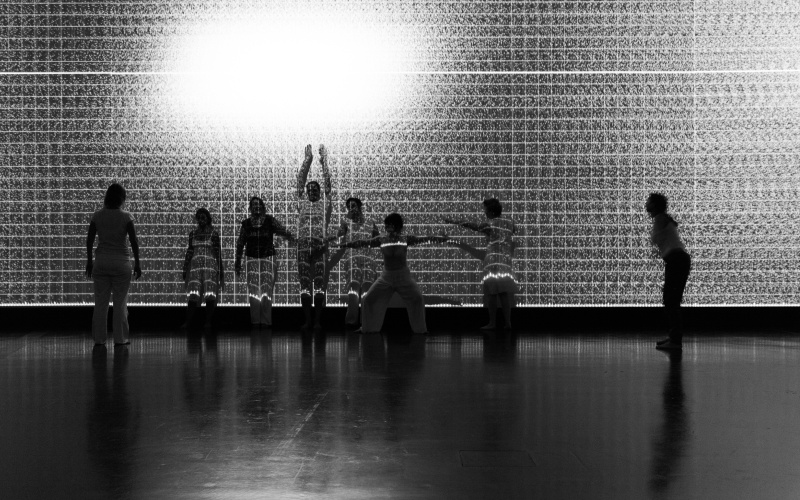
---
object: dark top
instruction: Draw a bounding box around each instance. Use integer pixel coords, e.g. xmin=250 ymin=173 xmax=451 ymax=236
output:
xmin=235 ymin=215 xmax=290 ymax=263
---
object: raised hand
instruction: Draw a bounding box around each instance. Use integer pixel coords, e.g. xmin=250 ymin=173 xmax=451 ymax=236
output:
xmin=305 ymin=144 xmax=313 ymax=161
xmin=319 ymin=144 xmax=327 ymax=161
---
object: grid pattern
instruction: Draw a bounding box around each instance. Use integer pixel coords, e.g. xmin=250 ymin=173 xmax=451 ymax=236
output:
xmin=2 ymin=1 xmax=800 ymax=306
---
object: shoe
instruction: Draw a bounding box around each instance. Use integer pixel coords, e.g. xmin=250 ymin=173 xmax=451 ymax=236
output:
xmin=655 ymin=341 xmax=682 ymax=350
xmin=656 ymin=338 xmax=670 ymax=346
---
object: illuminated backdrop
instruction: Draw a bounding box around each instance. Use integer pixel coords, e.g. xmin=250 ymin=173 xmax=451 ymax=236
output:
xmin=2 ymin=1 xmax=800 ymax=306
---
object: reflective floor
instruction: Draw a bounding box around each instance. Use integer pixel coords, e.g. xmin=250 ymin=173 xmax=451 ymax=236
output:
xmin=2 ymin=328 xmax=800 ymax=499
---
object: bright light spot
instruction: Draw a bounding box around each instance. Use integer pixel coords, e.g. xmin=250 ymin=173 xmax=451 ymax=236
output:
xmin=173 ymin=9 xmax=411 ymax=127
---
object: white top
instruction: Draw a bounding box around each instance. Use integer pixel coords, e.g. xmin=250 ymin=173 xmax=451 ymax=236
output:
xmin=92 ymin=208 xmax=133 ymax=261
xmin=650 ymin=213 xmax=685 ymax=258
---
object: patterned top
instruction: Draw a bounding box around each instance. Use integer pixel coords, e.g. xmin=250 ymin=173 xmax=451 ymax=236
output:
xmin=235 ymin=215 xmax=290 ymax=262
xmin=483 ymin=217 xmax=516 ymax=282
xmin=296 ymin=198 xmax=331 ymax=249
xmin=183 ymin=227 xmax=222 ymax=274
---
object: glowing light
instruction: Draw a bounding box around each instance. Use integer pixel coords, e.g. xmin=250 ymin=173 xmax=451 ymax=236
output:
xmin=482 ymin=272 xmax=516 ymax=284
xmin=248 ymin=293 xmax=272 ymax=301
xmin=380 ymin=242 xmax=408 ymax=248
xmin=173 ymin=6 xmax=411 ymax=127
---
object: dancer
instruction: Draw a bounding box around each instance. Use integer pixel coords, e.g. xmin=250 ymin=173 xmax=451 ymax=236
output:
xmin=85 ymin=183 xmax=142 ymax=345
xmin=235 ymin=196 xmax=295 ymax=327
xmin=181 ymin=208 xmax=224 ymax=329
xmin=296 ymin=144 xmax=334 ymax=330
xmin=330 ymin=197 xmax=380 ymax=327
xmin=338 ymin=213 xmax=449 ymax=334
xmin=444 ymin=198 xmax=517 ymax=330
xmin=646 ymin=192 xmax=691 ymax=350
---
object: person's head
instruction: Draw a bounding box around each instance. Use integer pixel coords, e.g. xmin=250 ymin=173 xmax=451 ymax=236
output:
xmin=346 ymin=197 xmax=363 ymax=218
xmin=384 ymin=212 xmax=404 ymax=234
xmin=104 ymin=183 xmax=127 ymax=209
xmin=306 ymin=181 xmax=321 ymax=202
xmin=195 ymin=207 xmax=212 ymax=228
xmin=483 ymin=198 xmax=502 ymax=219
xmin=249 ymin=196 xmax=266 ymax=216
xmin=646 ymin=192 xmax=668 ymax=217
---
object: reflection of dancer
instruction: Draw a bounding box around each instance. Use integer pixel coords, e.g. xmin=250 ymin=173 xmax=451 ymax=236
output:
xmin=296 ymin=144 xmax=334 ymax=330
xmin=329 ymin=197 xmax=379 ymax=327
xmin=649 ymin=350 xmax=687 ymax=493
xmin=85 ymin=183 xmax=142 ymax=345
xmin=646 ymin=193 xmax=691 ymax=350
xmin=444 ymin=198 xmax=517 ymax=330
xmin=182 ymin=208 xmax=224 ymax=329
xmin=235 ymin=196 xmax=294 ymax=327
xmin=339 ymin=213 xmax=448 ymax=334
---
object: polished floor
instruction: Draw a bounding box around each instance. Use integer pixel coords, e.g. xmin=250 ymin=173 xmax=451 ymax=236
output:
xmin=2 ymin=327 xmax=800 ymax=499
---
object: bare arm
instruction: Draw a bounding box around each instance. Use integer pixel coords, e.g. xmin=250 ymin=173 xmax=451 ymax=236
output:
xmin=183 ymin=230 xmax=195 ymax=278
xmin=443 ymin=217 xmax=489 ymax=234
xmin=407 ymin=234 xmax=449 ymax=246
xmin=235 ymin=222 xmax=246 ymax=273
xmin=319 ymin=144 xmax=332 ymax=196
xmin=126 ymin=221 xmax=142 ymax=280
xmin=341 ymin=236 xmax=382 ymax=249
xmin=296 ymin=144 xmax=313 ymax=198
xmin=272 ymin=217 xmax=295 ymax=244
xmin=212 ymin=229 xmax=224 ymax=272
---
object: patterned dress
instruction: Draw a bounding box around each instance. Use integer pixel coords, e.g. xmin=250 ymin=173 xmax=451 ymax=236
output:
xmin=341 ymin=217 xmax=379 ymax=288
xmin=184 ymin=227 xmax=222 ymax=302
xmin=481 ymin=217 xmax=517 ymax=295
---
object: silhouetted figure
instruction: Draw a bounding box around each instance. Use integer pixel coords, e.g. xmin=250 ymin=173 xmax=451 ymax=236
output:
xmin=85 ymin=183 xmax=142 ymax=345
xmin=326 ymin=197 xmax=380 ymax=328
xmin=646 ymin=193 xmax=691 ymax=350
xmin=649 ymin=350 xmax=688 ymax=493
xmin=296 ymin=144 xmax=334 ymax=331
xmin=235 ymin=196 xmax=294 ymax=327
xmin=444 ymin=198 xmax=517 ymax=330
xmin=182 ymin=208 xmax=224 ymax=329
xmin=339 ymin=212 xmax=448 ymax=334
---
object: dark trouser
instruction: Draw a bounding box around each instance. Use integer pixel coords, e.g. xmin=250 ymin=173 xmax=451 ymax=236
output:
xmin=663 ymin=249 xmax=691 ymax=342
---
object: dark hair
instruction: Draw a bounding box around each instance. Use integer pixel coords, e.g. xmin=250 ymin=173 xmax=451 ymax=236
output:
xmin=249 ymin=196 xmax=266 ymax=212
xmin=195 ymin=207 xmax=213 ymax=226
xmin=647 ymin=192 xmax=668 ymax=214
xmin=104 ymin=183 xmax=127 ymax=209
xmin=345 ymin=197 xmax=362 ymax=209
xmin=384 ymin=212 xmax=404 ymax=231
xmin=306 ymin=181 xmax=321 ymax=192
xmin=483 ymin=198 xmax=502 ymax=217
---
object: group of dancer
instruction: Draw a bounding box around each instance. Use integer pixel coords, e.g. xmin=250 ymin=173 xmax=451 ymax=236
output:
xmin=85 ymin=145 xmax=690 ymax=351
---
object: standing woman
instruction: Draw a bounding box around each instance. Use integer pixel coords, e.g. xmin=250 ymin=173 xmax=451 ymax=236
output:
xmin=85 ymin=183 xmax=142 ymax=345
xmin=444 ymin=198 xmax=517 ymax=330
xmin=235 ymin=196 xmax=295 ymax=327
xmin=182 ymin=207 xmax=224 ymax=328
xmin=646 ymin=192 xmax=691 ymax=350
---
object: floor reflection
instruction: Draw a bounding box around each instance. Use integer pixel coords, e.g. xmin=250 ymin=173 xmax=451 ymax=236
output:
xmin=649 ymin=350 xmax=688 ymax=495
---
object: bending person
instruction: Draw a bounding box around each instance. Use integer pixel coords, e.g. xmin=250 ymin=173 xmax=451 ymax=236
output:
xmin=646 ymin=192 xmax=691 ymax=350
xmin=444 ymin=198 xmax=517 ymax=330
xmin=182 ymin=208 xmax=224 ymax=329
xmin=85 ymin=183 xmax=142 ymax=345
xmin=235 ymin=196 xmax=295 ymax=327
xmin=296 ymin=144 xmax=334 ymax=330
xmin=339 ymin=213 xmax=448 ymax=335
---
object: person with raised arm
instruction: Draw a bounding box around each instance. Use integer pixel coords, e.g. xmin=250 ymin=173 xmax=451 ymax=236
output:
xmin=444 ymin=198 xmax=517 ymax=330
xmin=181 ymin=207 xmax=224 ymax=329
xmin=235 ymin=196 xmax=295 ymax=327
xmin=646 ymin=192 xmax=691 ymax=350
xmin=339 ymin=212 xmax=449 ymax=335
xmin=85 ymin=183 xmax=142 ymax=345
xmin=295 ymin=144 xmax=334 ymax=330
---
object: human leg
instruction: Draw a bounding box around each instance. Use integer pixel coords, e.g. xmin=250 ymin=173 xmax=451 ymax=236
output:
xmin=481 ymin=285 xmax=497 ymax=329
xmin=360 ymin=274 xmax=394 ymax=333
xmin=297 ymin=249 xmax=313 ymax=328
xmin=345 ymin=281 xmax=361 ymax=326
xmin=659 ymin=251 xmax=691 ymax=348
xmin=246 ymin=259 xmax=262 ymax=325
xmin=110 ymin=262 xmax=132 ymax=344
xmin=312 ymin=250 xmax=327 ymax=328
xmin=394 ymin=270 xmax=427 ymax=334
xmin=498 ymin=292 xmax=513 ymax=329
xmin=92 ymin=268 xmax=113 ymax=344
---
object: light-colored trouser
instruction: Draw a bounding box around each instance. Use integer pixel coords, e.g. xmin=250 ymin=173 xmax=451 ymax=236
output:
xmin=361 ymin=267 xmax=427 ymax=334
xmin=246 ymin=257 xmax=275 ymax=325
xmin=92 ymin=257 xmax=132 ymax=344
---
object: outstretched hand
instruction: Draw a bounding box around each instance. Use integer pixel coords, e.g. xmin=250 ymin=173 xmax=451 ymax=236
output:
xmin=304 ymin=144 xmax=313 ymax=161
xmin=319 ymin=144 xmax=327 ymax=160
xmin=443 ymin=217 xmax=457 ymax=225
